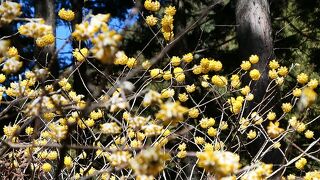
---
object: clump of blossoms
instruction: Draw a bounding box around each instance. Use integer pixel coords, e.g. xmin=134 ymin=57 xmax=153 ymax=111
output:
xmin=197 ymin=150 xmax=240 ymax=178
xmin=0 ymin=1 xmax=22 ymax=26
xmin=18 ymin=19 xmax=55 ymax=47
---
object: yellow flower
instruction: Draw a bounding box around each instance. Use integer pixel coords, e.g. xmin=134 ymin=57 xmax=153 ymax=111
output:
xmin=277 ymin=66 xmax=288 ymax=76
xmin=174 ymin=67 xmax=185 ymax=82
xmin=267 ymin=122 xmax=284 ymax=138
xmin=47 ymin=151 xmax=58 ymax=160
xmin=245 ymin=93 xmax=254 ymax=101
xmin=268 ymin=69 xmax=278 ymax=79
xmin=295 ymin=158 xmax=307 ymax=170
xmin=296 ymin=122 xmax=306 ymax=133
xmin=211 ymin=75 xmax=228 ymax=87
xmin=126 ymin=57 xmax=137 ymax=68
xmin=36 ymin=34 xmax=55 ymax=47
xmin=292 ymin=88 xmax=302 ymax=97
xmin=196 ymin=150 xmax=240 ymax=176
xmin=230 ymin=74 xmax=241 ymax=88
xmin=182 ymin=53 xmax=193 ymax=63
xmin=114 ymin=51 xmax=128 ymax=65
xmin=247 ymin=130 xmax=257 ymax=139
xmin=297 ymin=73 xmax=309 ymax=84
xmin=7 ymin=47 xmax=18 ymax=57
xmin=178 ymin=93 xmax=188 ymax=102
xmin=249 ymin=54 xmax=259 ymax=64
xmin=150 ymin=68 xmax=163 ymax=79
xmin=171 ymin=56 xmax=181 ymax=66
xmin=192 ymin=65 xmax=202 ymax=75
xmin=305 ymin=171 xmax=320 ymax=180
xmin=145 ymin=15 xmax=158 ymax=26
xmin=240 ymin=85 xmax=250 ymax=95
xmin=207 ymin=127 xmax=217 ymax=137
xmin=207 ymin=118 xmax=215 ymax=127
xmin=177 ymin=150 xmax=187 ymax=158
xmin=160 ymin=88 xmax=174 ymax=99
xmin=161 ymin=15 xmax=174 ymax=32
xmin=58 ymin=8 xmax=75 ymax=21
xmin=195 ymin=136 xmax=205 ymax=144
xmin=186 ymin=84 xmax=196 ymax=93
xmin=90 ymin=109 xmax=103 ymax=120
xmin=249 ymin=69 xmax=261 ymax=80
xmin=188 ymin=108 xmax=199 ymax=118
xmin=307 ymin=79 xmax=318 ymax=89
xmin=25 ymin=126 xmax=33 ymax=135
xmin=165 ymin=6 xmax=176 ymax=16
xmin=240 ymin=61 xmax=251 ymax=70
xmin=64 ymin=156 xmax=73 ymax=169
xmin=305 ymin=130 xmax=314 ymax=139
xmin=281 ymin=102 xmax=292 ymax=113
xmin=220 ymin=121 xmax=228 ymax=130
xmin=0 ymin=74 xmax=6 ymax=83
xmin=273 ymin=142 xmax=281 ymax=149
xmin=209 ymin=60 xmax=223 ymax=72
xmin=144 ymin=0 xmax=160 ymax=11
xmin=42 ymin=163 xmax=52 ymax=172
xmin=163 ymin=71 xmax=172 ymax=80
xmin=267 ymin=111 xmax=276 ymax=121
xmin=73 ymin=48 xmax=89 ymax=62
xmin=269 ymin=59 xmax=279 ymax=69
xmin=178 ymin=143 xmax=186 ymax=150
xmin=162 ymin=31 xmax=174 ymax=41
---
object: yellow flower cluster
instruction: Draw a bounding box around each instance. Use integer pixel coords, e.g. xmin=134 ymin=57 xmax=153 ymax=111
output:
xmin=73 ymin=48 xmax=89 ymax=62
xmin=100 ymin=122 xmax=121 ymax=135
xmin=304 ymin=170 xmax=320 ymax=180
xmin=241 ymin=163 xmax=273 ymax=180
xmin=2 ymin=56 xmax=23 ymax=74
xmin=247 ymin=130 xmax=257 ymax=139
xmin=212 ymin=75 xmax=228 ymax=87
xmin=145 ymin=15 xmax=158 ymax=26
xmin=228 ymin=96 xmax=244 ymax=114
xmin=19 ymin=20 xmax=53 ymax=39
xmin=197 ymin=150 xmax=240 ymax=177
xmin=130 ymin=147 xmax=170 ymax=177
xmin=289 ymin=116 xmax=306 ymax=133
xmin=36 ymin=34 xmax=55 ymax=47
xmin=58 ymin=8 xmax=75 ymax=21
xmin=155 ymin=101 xmax=188 ymax=126
xmin=249 ymin=69 xmax=261 ymax=80
xmin=144 ymin=0 xmax=160 ymax=12
xmin=0 ymin=2 xmax=22 ymax=26
xmin=161 ymin=6 xmax=176 ymax=41
xmin=107 ymin=151 xmax=132 ymax=167
xmin=267 ymin=122 xmax=284 ymax=138
xmin=295 ymin=157 xmax=307 ymax=170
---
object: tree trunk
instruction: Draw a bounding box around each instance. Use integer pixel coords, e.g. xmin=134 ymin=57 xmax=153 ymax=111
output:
xmin=35 ymin=0 xmax=58 ymax=78
xmin=236 ymin=0 xmax=283 ymax=175
xmin=71 ymin=0 xmax=87 ymax=96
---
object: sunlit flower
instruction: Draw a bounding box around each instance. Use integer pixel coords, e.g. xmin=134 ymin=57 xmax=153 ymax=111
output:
xmin=145 ymin=15 xmax=158 ymax=26
xmin=297 ymin=73 xmax=309 ymax=84
xmin=249 ymin=54 xmax=259 ymax=64
xmin=249 ymin=69 xmax=261 ymax=80
xmin=58 ymin=8 xmax=75 ymax=21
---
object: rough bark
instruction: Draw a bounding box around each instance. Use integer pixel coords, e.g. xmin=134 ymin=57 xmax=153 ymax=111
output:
xmin=35 ymin=0 xmax=58 ymax=78
xmin=236 ymin=0 xmax=283 ymax=175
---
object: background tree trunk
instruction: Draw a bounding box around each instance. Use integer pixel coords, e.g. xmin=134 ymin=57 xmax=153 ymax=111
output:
xmin=236 ymin=0 xmax=283 ymax=175
xmin=71 ymin=0 xmax=87 ymax=96
xmin=35 ymin=0 xmax=58 ymax=78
